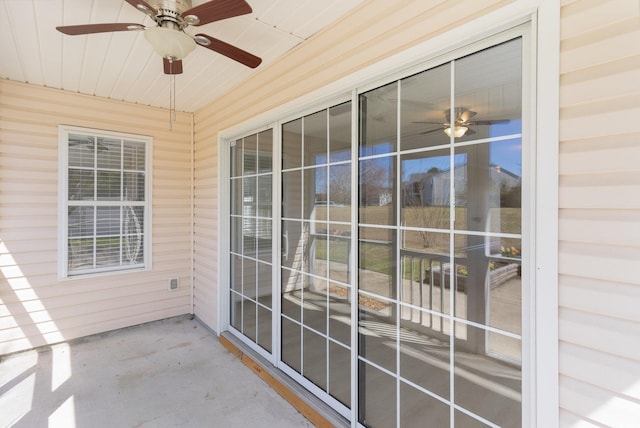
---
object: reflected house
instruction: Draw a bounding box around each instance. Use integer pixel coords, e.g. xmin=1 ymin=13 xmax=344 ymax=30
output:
xmin=404 ymin=164 xmax=521 ymax=208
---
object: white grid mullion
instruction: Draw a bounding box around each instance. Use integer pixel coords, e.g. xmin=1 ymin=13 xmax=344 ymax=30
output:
xmin=449 ymin=59 xmax=457 ymax=428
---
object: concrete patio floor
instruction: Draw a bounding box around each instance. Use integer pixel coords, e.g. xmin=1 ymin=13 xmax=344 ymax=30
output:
xmin=0 ymin=316 xmax=313 ymax=428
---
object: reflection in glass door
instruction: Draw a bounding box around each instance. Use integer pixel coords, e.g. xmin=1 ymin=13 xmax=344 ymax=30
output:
xmin=357 ymin=38 xmax=523 ymax=427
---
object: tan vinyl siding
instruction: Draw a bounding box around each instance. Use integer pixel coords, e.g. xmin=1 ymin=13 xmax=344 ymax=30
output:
xmin=192 ymin=0 xmax=513 ymax=329
xmin=559 ymin=0 xmax=640 ymax=425
xmin=0 ymin=80 xmax=193 ymax=355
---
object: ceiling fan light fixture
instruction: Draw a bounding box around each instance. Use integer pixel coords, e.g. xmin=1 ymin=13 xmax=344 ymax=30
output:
xmin=144 ymin=26 xmax=196 ymax=60
xmin=444 ymin=125 xmax=468 ymax=138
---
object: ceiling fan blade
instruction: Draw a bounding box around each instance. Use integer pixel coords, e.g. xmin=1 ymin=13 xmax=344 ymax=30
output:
xmin=419 ymin=128 xmax=443 ymax=135
xmin=195 ymin=33 xmax=262 ymax=68
xmin=183 ymin=0 xmax=252 ymax=26
xmin=412 ymin=121 xmax=446 ymax=125
xmin=472 ymin=119 xmax=510 ymax=125
xmin=56 ymin=23 xmax=144 ymax=35
xmin=458 ymin=110 xmax=477 ymax=123
xmin=163 ymin=58 xmax=183 ymax=75
xmin=124 ymin=0 xmax=158 ymax=20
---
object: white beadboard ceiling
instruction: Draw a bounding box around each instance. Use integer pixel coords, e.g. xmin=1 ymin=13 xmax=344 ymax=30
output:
xmin=0 ymin=0 xmax=364 ymax=112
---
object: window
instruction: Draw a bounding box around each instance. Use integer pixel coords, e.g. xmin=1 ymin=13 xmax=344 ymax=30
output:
xmin=59 ymin=126 xmax=152 ymax=278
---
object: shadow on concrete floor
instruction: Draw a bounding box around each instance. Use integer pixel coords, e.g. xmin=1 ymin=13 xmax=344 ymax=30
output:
xmin=0 ymin=316 xmax=312 ymax=428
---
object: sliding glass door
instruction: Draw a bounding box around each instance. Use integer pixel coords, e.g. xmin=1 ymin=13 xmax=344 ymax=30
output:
xmin=228 ymin=33 xmax=527 ymax=428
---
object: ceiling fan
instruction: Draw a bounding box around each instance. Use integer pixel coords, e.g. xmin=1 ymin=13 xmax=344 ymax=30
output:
xmin=56 ymin=0 xmax=262 ymax=75
xmin=415 ymin=107 xmax=510 ymax=138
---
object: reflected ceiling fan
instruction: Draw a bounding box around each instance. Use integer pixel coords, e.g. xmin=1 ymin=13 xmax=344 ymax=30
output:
xmin=56 ymin=0 xmax=262 ymax=75
xmin=415 ymin=107 xmax=509 ymax=138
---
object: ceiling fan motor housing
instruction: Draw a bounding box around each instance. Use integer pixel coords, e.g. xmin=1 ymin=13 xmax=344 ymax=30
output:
xmin=150 ymin=0 xmax=193 ymax=15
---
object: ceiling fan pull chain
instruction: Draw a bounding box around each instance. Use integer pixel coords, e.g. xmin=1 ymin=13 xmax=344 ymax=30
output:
xmin=172 ymin=72 xmax=177 ymax=122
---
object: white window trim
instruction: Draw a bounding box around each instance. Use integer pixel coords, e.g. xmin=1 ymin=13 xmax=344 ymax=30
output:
xmin=58 ymin=125 xmax=153 ymax=280
xmin=218 ymin=2 xmax=559 ymax=426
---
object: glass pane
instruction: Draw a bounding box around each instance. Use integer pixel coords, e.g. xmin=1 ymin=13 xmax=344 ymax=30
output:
xmin=282 ymin=268 xmax=302 ymax=322
xmin=455 ymin=410 xmax=491 ymax=427
xmin=400 ymin=62 xmax=451 ymax=151
xmin=454 ymin=140 xmax=522 ymax=233
xmin=123 ymin=172 xmax=144 ymax=201
xmin=488 ymin=245 xmax=522 ymax=337
xmin=400 ymin=149 xmax=451 ymax=230
xmin=454 ymin=322 xmax=521 ymax=428
xmin=328 ymin=164 xmax=351 ymax=218
xmin=124 ymin=206 xmax=144 ymax=234
xmin=123 ymin=232 xmax=143 ymax=264
xmin=243 ymin=134 xmax=257 ymax=175
xmin=359 ymin=227 xmax=395 ymax=299
xmin=399 ymin=312 xmax=450 ymax=399
xmin=96 ymin=138 xmax=121 ymax=170
xmin=256 ymin=175 xmax=272 ymax=217
xmin=230 ymin=216 xmax=242 ymax=253
xmin=68 ymin=206 xmax=94 ymax=237
xmin=281 ymin=220 xmax=304 ymax=270
xmin=328 ymin=282 xmax=350 ymax=346
xmin=400 ymin=230 xmax=451 ymax=318
xmin=304 ymin=167 xmax=327 ymax=219
xmin=230 ymin=291 xmax=242 ymax=330
xmin=96 ymin=206 xmax=120 ymax=236
xmin=400 ymin=381 xmax=450 ymax=427
xmin=242 ymin=217 xmax=256 ymax=257
xmin=68 ymin=134 xmax=95 ymax=168
xmin=328 ymin=227 xmax=351 ymax=284
xmin=257 ymin=261 xmax=272 ymax=308
xmin=68 ymin=169 xmax=94 ymax=201
xmin=96 ymin=170 xmax=121 ymax=200
xmin=303 ymin=327 xmax=327 ymax=390
xmin=359 ymin=82 xmax=397 ymax=156
xmin=304 ymin=110 xmax=327 ymax=167
xmin=243 ymin=175 xmax=257 ymax=217
xmin=281 ymin=317 xmax=301 ymax=373
xmin=303 ymin=278 xmax=327 ymax=334
xmin=123 ymin=140 xmax=145 ymax=171
xmin=329 ymin=341 xmax=350 ymax=407
xmin=230 ymin=254 xmax=242 ymax=292
xmin=243 ymin=257 xmax=256 ymax=299
xmin=257 ymin=305 xmax=272 ymax=352
xmin=359 ymin=300 xmax=396 ymax=372
xmin=454 ymin=235 xmax=522 ymax=336
xmin=453 ymin=38 xmax=522 ymax=144
xmin=282 ymin=118 xmax=302 ymax=170
xmin=96 ymin=236 xmax=120 ymax=267
xmin=359 ymin=156 xmax=395 ymax=226
xmin=282 ymin=170 xmax=302 ymax=219
xmin=307 ymin=223 xmax=327 ymax=277
xmin=329 ymin=101 xmax=351 ymax=162
xmin=258 ymin=129 xmax=273 ymax=173
xmin=256 ymin=218 xmax=272 ymax=262
xmin=230 ymin=140 xmax=242 ymax=177
xmin=68 ymin=237 xmax=94 ymax=270
xmin=358 ymin=361 xmax=396 ymax=427
xmin=243 ymin=298 xmax=257 ymax=341
xmin=230 ymin=178 xmax=242 ymax=216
